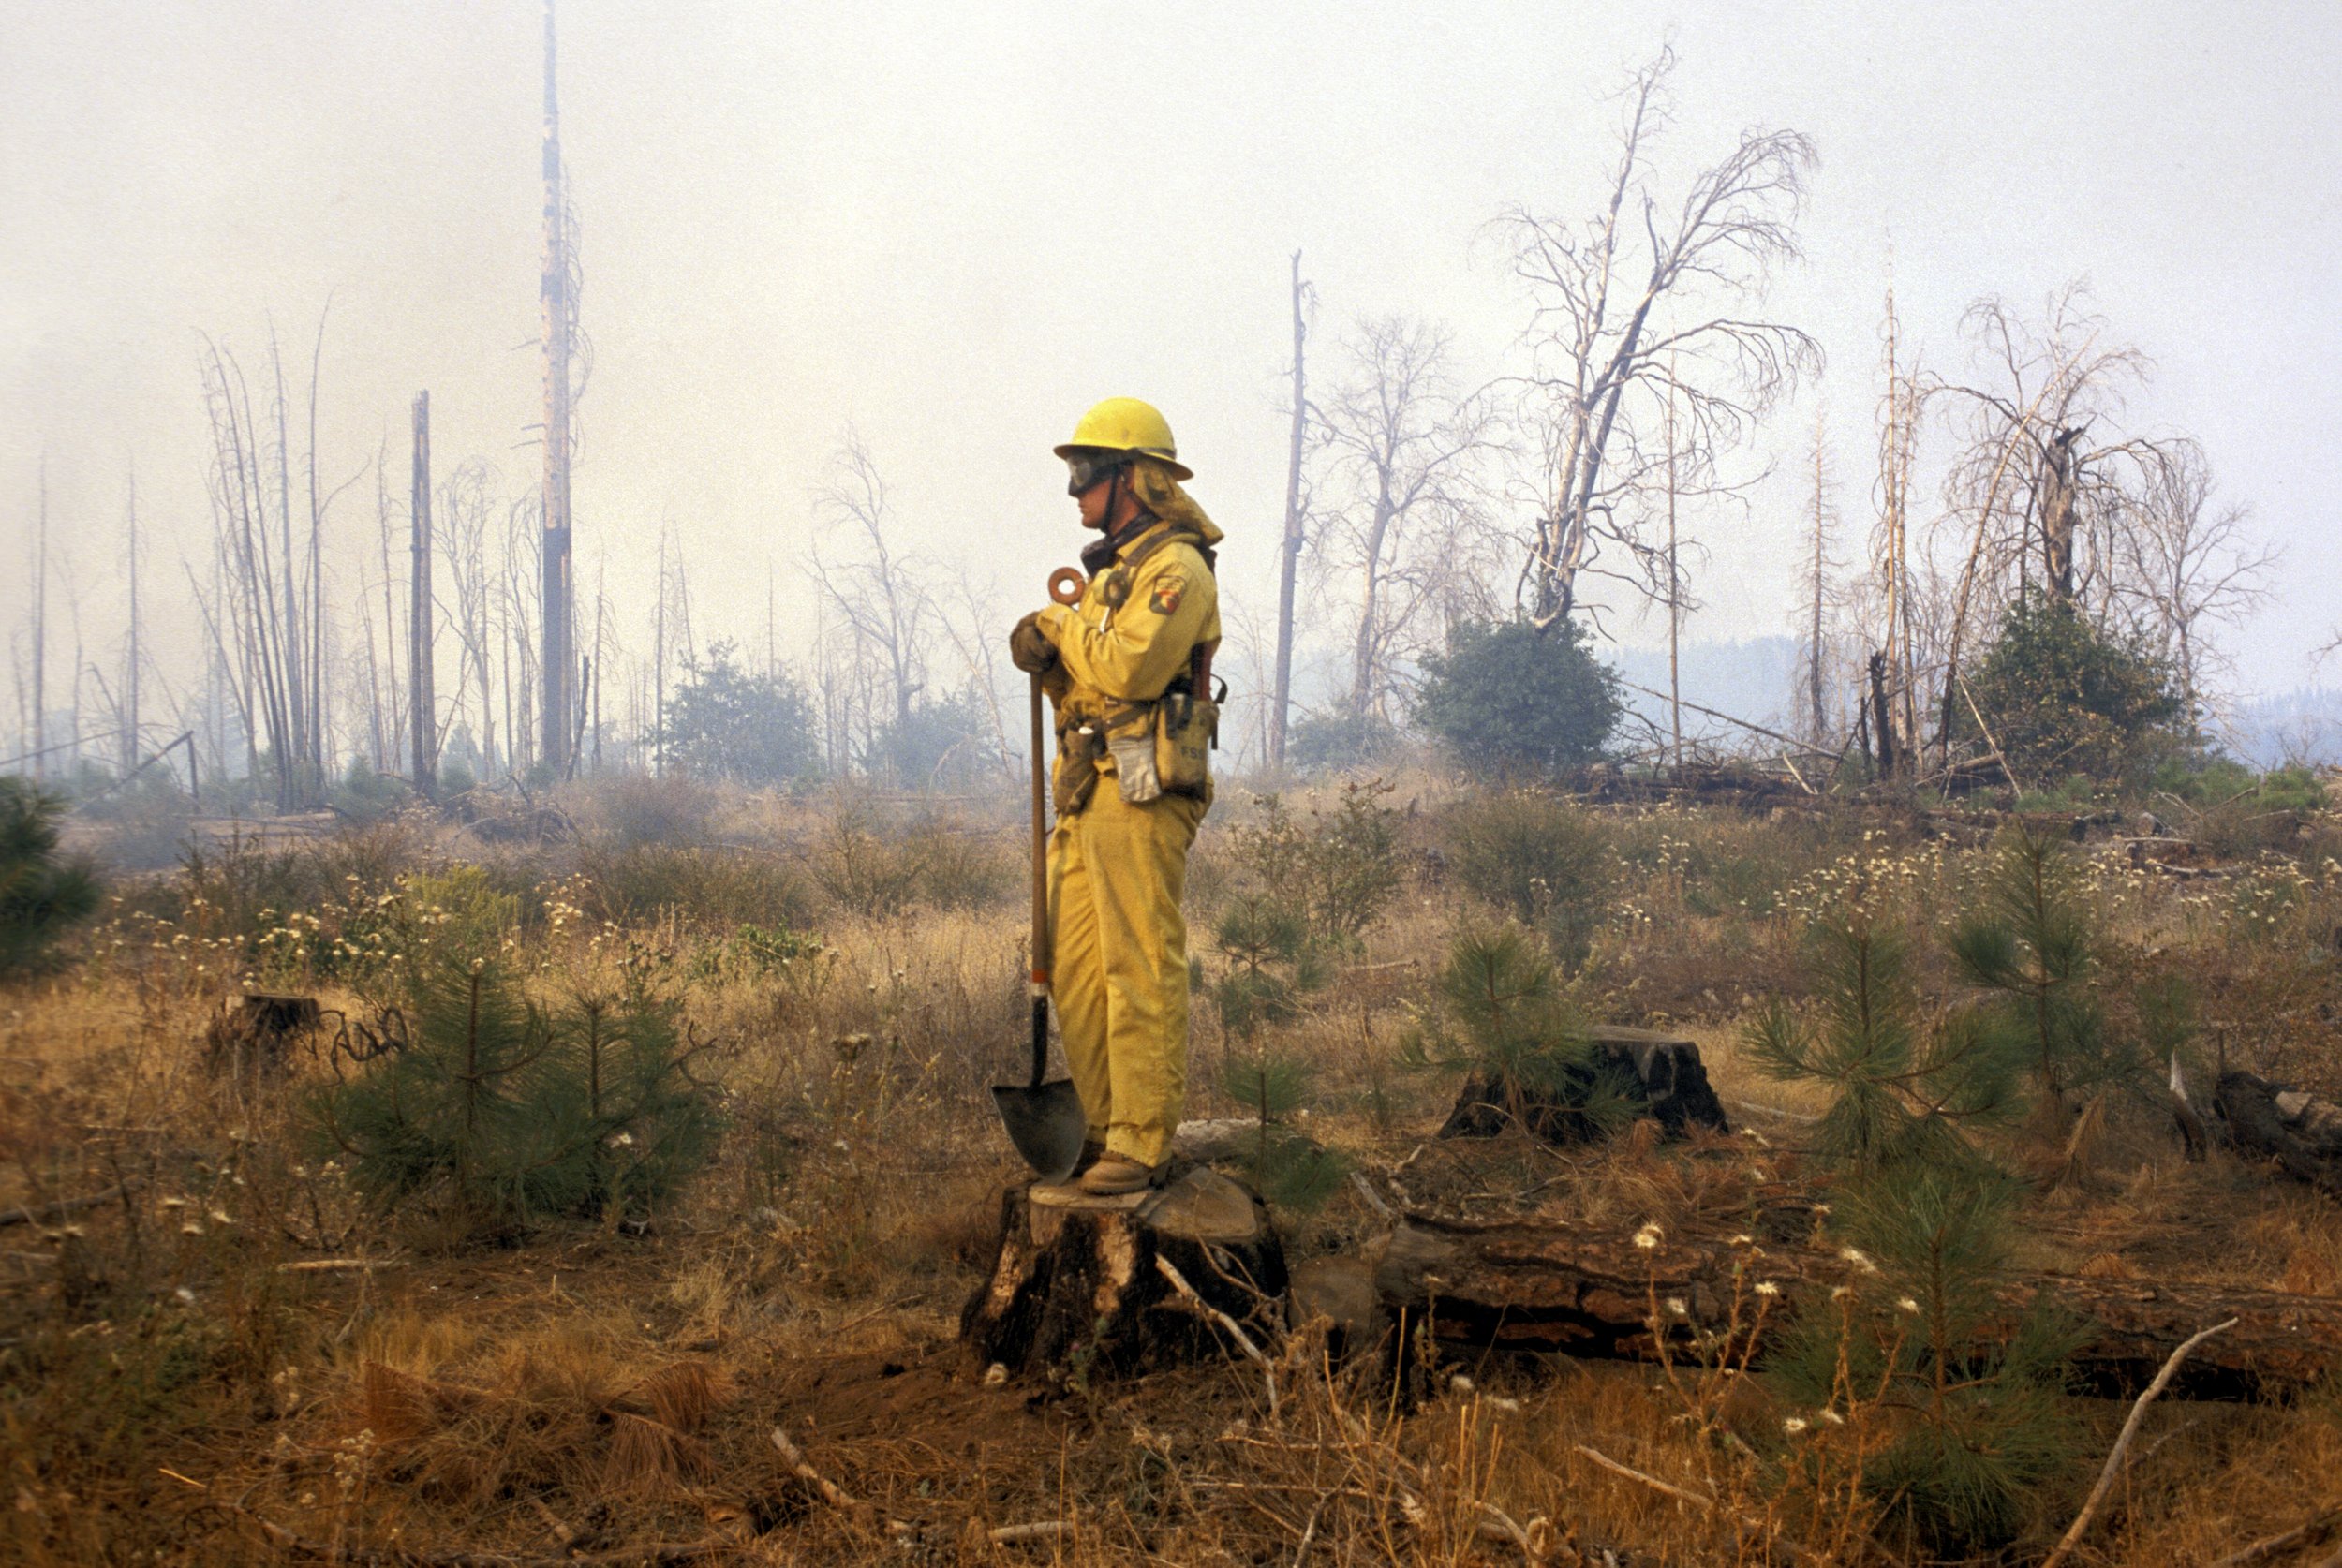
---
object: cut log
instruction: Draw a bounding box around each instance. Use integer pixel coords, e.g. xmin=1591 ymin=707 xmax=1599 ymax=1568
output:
xmin=2215 ymin=1071 xmax=2342 ymax=1197
xmin=203 ymin=993 xmax=320 ymax=1079
xmin=1376 ymin=1212 xmax=2341 ymax=1400
xmin=960 ymin=1166 xmax=1286 ymax=1378
xmin=1437 ymin=1026 xmax=1730 ymax=1145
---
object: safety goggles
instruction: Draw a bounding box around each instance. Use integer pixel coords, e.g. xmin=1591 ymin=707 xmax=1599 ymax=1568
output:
xmin=1063 ymin=452 xmax=1129 ymax=497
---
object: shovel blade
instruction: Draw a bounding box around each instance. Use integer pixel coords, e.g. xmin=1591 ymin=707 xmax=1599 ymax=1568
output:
xmin=991 ymin=1078 xmax=1089 ymax=1181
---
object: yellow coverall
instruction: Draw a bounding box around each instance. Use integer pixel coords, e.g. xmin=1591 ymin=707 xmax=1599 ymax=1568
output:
xmin=1035 ymin=516 xmax=1222 ymax=1168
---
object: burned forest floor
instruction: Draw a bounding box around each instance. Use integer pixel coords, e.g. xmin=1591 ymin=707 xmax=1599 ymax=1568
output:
xmin=7 ymin=770 xmax=2342 ymax=1566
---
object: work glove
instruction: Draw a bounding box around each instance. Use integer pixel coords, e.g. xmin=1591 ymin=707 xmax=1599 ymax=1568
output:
xmin=1009 ymin=611 xmax=1059 ymax=674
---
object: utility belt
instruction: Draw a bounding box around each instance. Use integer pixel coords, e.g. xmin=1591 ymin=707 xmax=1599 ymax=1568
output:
xmin=1054 ymin=642 xmax=1223 ymax=816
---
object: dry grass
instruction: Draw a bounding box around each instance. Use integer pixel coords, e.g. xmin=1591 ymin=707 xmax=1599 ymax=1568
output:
xmin=4 ymin=777 xmax=2339 ymax=1564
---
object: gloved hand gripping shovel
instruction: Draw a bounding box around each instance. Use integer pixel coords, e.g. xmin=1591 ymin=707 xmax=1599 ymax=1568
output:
xmin=990 ymin=636 xmax=1089 ymax=1179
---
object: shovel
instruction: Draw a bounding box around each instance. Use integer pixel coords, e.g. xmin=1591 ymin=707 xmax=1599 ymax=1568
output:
xmin=991 ymin=669 xmax=1088 ymax=1180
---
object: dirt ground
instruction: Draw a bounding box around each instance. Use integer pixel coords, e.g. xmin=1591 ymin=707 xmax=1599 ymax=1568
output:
xmin=7 ymin=786 xmax=2342 ymax=1565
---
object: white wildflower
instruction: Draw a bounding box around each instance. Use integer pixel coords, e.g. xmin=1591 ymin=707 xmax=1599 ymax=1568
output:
xmin=1897 ymin=1296 xmax=1920 ymax=1315
xmin=1754 ymin=1280 xmax=1781 ymax=1298
xmin=1632 ymin=1223 xmax=1664 ymax=1250
xmin=1783 ymin=1417 xmax=1808 ymax=1436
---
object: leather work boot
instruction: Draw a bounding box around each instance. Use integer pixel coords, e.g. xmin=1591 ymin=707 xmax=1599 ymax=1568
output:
xmin=1077 ymin=1154 xmax=1162 ymax=1196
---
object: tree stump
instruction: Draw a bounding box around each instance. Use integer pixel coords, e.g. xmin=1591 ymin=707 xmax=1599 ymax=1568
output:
xmin=1438 ymin=1025 xmax=1730 ymax=1145
xmin=203 ymin=993 xmax=320 ymax=1079
xmin=960 ymin=1165 xmax=1287 ymax=1378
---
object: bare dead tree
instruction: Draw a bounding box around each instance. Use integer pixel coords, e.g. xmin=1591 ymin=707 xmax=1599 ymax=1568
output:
xmin=31 ymin=457 xmax=47 ymax=779
xmin=436 ymin=459 xmax=499 ymax=781
xmin=408 ymin=393 xmax=437 ymax=795
xmin=1794 ymin=409 xmax=1844 ymax=747
xmin=2106 ymin=441 xmax=2277 ymax=731
xmin=1870 ymin=286 xmax=1928 ymax=776
xmin=197 ymin=331 xmax=343 ymax=809
xmin=1269 ymin=250 xmax=1316 ymax=770
xmin=1316 ymin=316 xmax=1495 ymax=720
xmin=808 ymin=430 xmax=938 ymax=761
xmin=1496 ymin=47 xmax=1819 ymax=630
xmin=122 ymin=465 xmax=141 ymax=774
xmin=1931 ymin=284 xmax=2183 ymax=758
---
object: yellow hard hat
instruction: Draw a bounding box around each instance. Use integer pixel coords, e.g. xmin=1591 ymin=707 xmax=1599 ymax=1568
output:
xmin=1054 ymin=397 xmax=1193 ymax=481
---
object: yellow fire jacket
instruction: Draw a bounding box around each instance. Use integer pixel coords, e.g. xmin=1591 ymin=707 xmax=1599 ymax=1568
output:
xmin=1036 ymin=515 xmax=1223 ymax=799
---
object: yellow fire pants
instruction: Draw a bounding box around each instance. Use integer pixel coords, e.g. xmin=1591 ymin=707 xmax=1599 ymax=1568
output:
xmin=1047 ymin=786 xmax=1206 ymax=1168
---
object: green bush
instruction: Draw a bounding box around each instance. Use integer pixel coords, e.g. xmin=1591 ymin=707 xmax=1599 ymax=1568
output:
xmin=1746 ymin=918 xmax=2023 ymax=1172
xmin=662 ymin=639 xmax=823 ymax=787
xmin=0 ymin=778 xmax=101 ymax=978
xmin=307 ymin=954 xmax=720 ymax=1234
xmin=1443 ymin=791 xmax=1611 ymax=959
xmin=1414 ymin=618 xmax=1622 ymax=777
xmin=1767 ymin=1168 xmax=2085 ymax=1554
xmin=1965 ymin=595 xmax=2185 ymax=784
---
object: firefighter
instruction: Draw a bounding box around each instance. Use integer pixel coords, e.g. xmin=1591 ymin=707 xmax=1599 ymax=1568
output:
xmin=1009 ymin=397 xmax=1222 ymax=1195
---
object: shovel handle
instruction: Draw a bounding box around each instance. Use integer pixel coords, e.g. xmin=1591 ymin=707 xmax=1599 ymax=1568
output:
xmin=1029 ymin=672 xmax=1052 ymax=1088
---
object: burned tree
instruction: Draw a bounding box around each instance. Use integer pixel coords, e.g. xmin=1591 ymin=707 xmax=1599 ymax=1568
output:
xmin=1497 ymin=48 xmax=1818 ymax=629
xmin=1315 ymin=315 xmax=1494 ymax=722
xmin=1932 ymin=286 xmax=2186 ymax=762
xmin=1268 ymin=250 xmax=1315 ymax=772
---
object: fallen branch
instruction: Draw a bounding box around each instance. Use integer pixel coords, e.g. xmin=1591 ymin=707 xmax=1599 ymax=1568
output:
xmin=2038 ymin=1317 xmax=2240 ymax=1568
xmin=1156 ymin=1254 xmax=1278 ymax=1417
xmin=989 ymin=1520 xmax=1074 ymax=1545
xmin=0 ymin=1182 xmax=135 ymax=1229
xmin=1572 ymin=1443 xmax=1715 ymax=1510
xmin=2213 ymin=1507 xmax=2342 ymax=1568
xmin=276 ymin=1257 xmax=405 ymax=1274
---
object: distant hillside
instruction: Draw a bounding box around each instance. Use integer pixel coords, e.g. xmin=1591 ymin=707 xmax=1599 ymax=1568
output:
xmin=2226 ymin=688 xmax=2342 ymax=768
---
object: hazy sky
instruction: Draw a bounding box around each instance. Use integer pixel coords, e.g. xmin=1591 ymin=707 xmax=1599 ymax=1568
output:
xmin=4 ymin=0 xmax=2337 ymax=744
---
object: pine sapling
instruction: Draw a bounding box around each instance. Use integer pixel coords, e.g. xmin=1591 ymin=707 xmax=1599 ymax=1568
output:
xmin=1950 ymin=828 xmax=2140 ymax=1130
xmin=1747 ymin=917 xmax=2023 ymax=1172
xmin=1401 ymin=923 xmax=1638 ymax=1140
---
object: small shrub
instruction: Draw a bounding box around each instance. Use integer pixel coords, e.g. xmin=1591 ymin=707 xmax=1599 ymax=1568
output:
xmin=1227 ymin=783 xmax=1402 ymax=943
xmin=1401 ymin=924 xmax=1636 ymax=1137
xmin=1287 ymin=711 xmax=1401 ymax=777
xmin=0 ymin=778 xmax=102 ymax=978
xmin=1746 ymin=918 xmax=2023 ymax=1172
xmin=1444 ymin=790 xmax=1611 ymax=960
xmin=576 ymin=843 xmax=814 ymax=932
xmin=580 ymin=773 xmax=722 ymax=849
xmin=1950 ymin=828 xmax=2141 ymax=1126
xmin=1211 ymin=896 xmax=1327 ymax=1040
xmin=308 ymin=954 xmax=720 ymax=1234
xmin=1768 ymin=1168 xmax=2085 ymax=1555
xmin=1218 ymin=1045 xmax=1349 ymax=1211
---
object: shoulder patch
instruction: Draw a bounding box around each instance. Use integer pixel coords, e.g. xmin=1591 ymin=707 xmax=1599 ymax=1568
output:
xmin=1148 ymin=573 xmax=1186 ymax=616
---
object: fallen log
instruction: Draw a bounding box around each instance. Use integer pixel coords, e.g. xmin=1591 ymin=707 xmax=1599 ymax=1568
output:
xmin=961 ymin=1166 xmax=1286 ymax=1379
xmin=2215 ymin=1071 xmax=2342 ymax=1197
xmin=1376 ymin=1212 xmax=2340 ymax=1400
